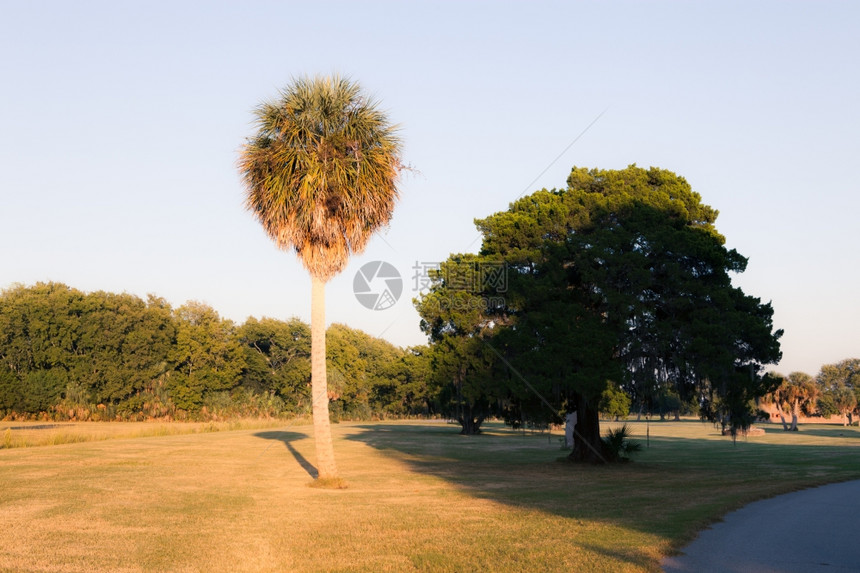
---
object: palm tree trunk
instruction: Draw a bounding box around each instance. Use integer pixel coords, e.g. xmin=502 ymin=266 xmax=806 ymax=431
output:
xmin=790 ymin=400 xmax=799 ymax=431
xmin=311 ymin=275 xmax=338 ymax=479
xmin=775 ymin=403 xmax=789 ymax=431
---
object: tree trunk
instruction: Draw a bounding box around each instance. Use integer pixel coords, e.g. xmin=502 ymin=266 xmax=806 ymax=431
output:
xmin=775 ymin=403 xmax=789 ymax=431
xmin=789 ymin=402 xmax=799 ymax=432
xmin=311 ymin=276 xmax=338 ymax=479
xmin=458 ymin=415 xmax=484 ymax=435
xmin=458 ymin=403 xmax=484 ymax=435
xmin=568 ymin=394 xmax=607 ymax=464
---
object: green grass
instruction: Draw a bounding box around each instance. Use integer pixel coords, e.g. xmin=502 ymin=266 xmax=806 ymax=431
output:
xmin=0 ymin=419 xmax=858 ymax=572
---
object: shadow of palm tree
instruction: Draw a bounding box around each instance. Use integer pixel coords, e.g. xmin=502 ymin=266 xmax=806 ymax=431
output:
xmin=255 ymin=430 xmax=318 ymax=478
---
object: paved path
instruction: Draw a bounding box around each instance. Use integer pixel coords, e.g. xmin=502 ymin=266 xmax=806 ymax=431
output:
xmin=662 ymin=480 xmax=860 ymax=573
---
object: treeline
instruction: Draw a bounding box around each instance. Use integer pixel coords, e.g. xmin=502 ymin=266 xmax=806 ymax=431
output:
xmin=0 ymin=283 xmax=433 ymax=421
xmin=763 ymin=362 xmax=860 ymax=429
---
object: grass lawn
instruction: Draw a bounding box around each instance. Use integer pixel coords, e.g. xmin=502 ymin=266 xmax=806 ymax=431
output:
xmin=1 ymin=418 xmax=859 ymax=572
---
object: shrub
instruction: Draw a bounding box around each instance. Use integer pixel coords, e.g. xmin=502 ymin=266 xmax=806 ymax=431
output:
xmin=601 ymin=423 xmax=642 ymax=462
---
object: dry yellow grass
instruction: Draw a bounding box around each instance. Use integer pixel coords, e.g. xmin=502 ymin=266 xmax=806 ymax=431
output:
xmin=0 ymin=419 xmax=286 ymax=449
xmin=0 ymin=419 xmax=858 ymax=572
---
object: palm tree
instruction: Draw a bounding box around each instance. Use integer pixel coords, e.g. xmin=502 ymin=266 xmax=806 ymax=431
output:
xmin=238 ymin=75 xmax=403 ymax=481
xmin=768 ymin=371 xmax=819 ymax=431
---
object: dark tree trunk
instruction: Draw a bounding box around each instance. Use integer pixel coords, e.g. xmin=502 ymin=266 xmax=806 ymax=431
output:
xmin=458 ymin=404 xmax=484 ymax=435
xmin=458 ymin=415 xmax=484 ymax=435
xmin=568 ymin=394 xmax=607 ymax=464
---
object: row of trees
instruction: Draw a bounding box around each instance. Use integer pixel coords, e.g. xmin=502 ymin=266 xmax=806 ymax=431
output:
xmin=416 ymin=165 xmax=784 ymax=461
xmin=764 ymin=360 xmax=860 ymax=429
xmin=0 ymin=282 xmax=433 ymax=421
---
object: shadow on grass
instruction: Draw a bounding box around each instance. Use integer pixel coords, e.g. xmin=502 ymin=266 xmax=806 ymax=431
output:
xmin=2 ymin=424 xmax=66 ymax=431
xmin=345 ymin=421 xmax=860 ymax=567
xmin=779 ymin=427 xmax=860 ymax=439
xmin=254 ymin=431 xmax=318 ymax=478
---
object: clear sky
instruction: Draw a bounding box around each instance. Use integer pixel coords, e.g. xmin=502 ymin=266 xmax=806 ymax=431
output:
xmin=1 ymin=1 xmax=857 ymax=376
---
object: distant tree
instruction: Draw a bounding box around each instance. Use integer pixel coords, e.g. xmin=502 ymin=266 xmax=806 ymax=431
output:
xmin=0 ymin=366 xmax=18 ymax=414
xmin=0 ymin=283 xmax=176 ymax=418
xmin=0 ymin=283 xmax=83 ymax=413
xmin=817 ymin=359 xmax=860 ymax=425
xmin=238 ymin=317 xmax=312 ymax=412
xmin=655 ymin=391 xmax=683 ymax=421
xmin=20 ymin=369 xmax=66 ymax=413
xmin=599 ymin=382 xmax=632 ymax=421
xmin=325 ymin=323 xmax=405 ymax=419
xmin=169 ymin=302 xmax=245 ymax=412
xmin=767 ymin=372 xmax=819 ymax=431
xmin=73 ymin=291 xmax=176 ymax=410
xmin=384 ymin=345 xmax=435 ymax=416
xmin=415 ymin=259 xmax=501 ymax=434
xmin=0 ymin=283 xmax=74 ymax=413
xmin=816 ymin=392 xmax=840 ymax=418
xmin=239 ymin=75 xmax=403 ymax=481
xmin=830 ymin=387 xmax=858 ymax=426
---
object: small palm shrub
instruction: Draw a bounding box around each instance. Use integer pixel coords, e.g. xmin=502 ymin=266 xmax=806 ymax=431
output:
xmin=601 ymin=423 xmax=643 ymax=462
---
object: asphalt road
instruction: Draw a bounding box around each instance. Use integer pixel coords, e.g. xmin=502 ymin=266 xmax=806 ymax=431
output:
xmin=662 ymin=479 xmax=860 ymax=573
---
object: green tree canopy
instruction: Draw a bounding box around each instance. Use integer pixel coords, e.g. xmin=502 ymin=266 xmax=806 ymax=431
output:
xmin=169 ymin=302 xmax=245 ymax=412
xmin=237 ymin=316 xmax=312 ymax=412
xmin=816 ymin=358 xmax=860 ymax=425
xmin=0 ymin=283 xmax=177 ymax=417
xmin=418 ymin=165 xmax=783 ymax=460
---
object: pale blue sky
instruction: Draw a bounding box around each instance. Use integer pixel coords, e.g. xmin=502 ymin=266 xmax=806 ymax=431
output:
xmin=1 ymin=1 xmax=857 ymax=376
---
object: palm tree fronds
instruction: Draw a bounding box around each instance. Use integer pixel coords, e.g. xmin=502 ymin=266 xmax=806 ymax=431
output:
xmin=238 ymin=74 xmax=403 ymax=281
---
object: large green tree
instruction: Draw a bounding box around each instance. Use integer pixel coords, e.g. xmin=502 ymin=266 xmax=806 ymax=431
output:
xmin=419 ymin=165 xmax=782 ymax=460
xmin=238 ymin=75 xmax=403 ymax=480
